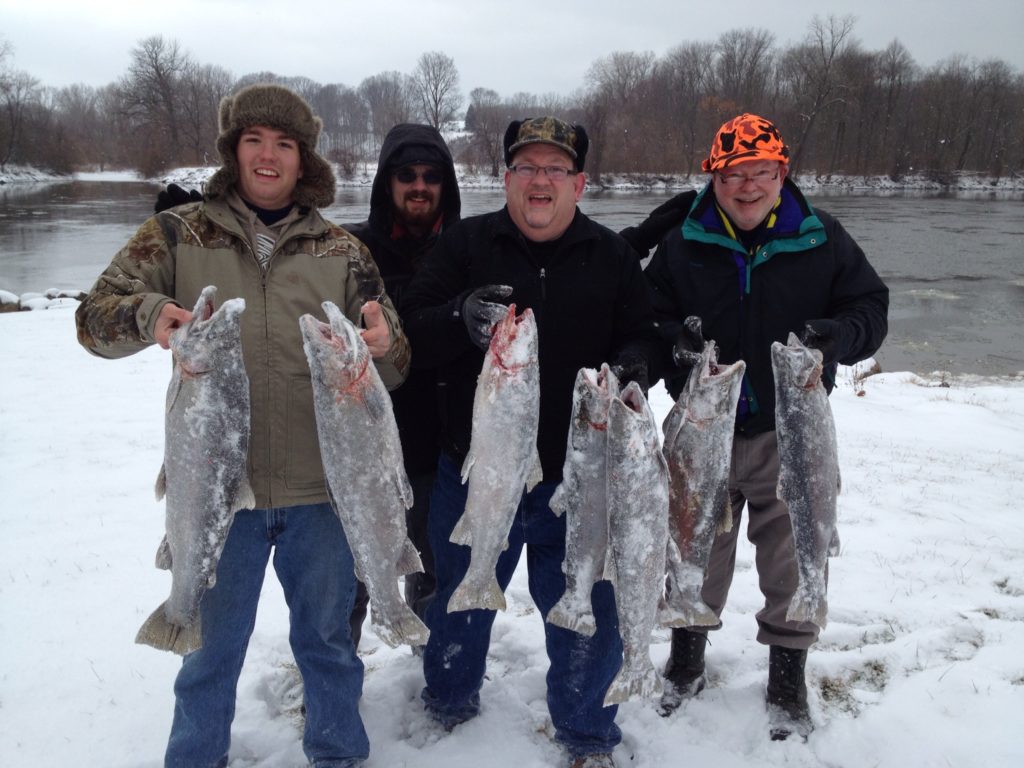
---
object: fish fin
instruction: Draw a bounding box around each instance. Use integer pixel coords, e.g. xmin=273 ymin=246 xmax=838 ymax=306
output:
xmin=155 ymin=464 xmax=167 ymax=501
xmin=449 ymin=513 xmax=473 ymax=547
xmin=460 ymin=452 xmax=476 ymax=485
xmin=718 ymin=498 xmax=734 ymax=534
xmin=135 ymin=602 xmax=202 ymax=655
xmin=448 ymin=575 xmax=506 ymax=613
xmin=233 ymin=478 xmax=256 ymax=513
xmin=525 ymin=449 xmax=543 ymax=492
xmin=828 ymin=527 xmax=841 ymax=557
xmin=547 ymin=597 xmax=597 ymax=637
xmin=398 ymin=538 xmax=425 ymax=576
xmin=154 ymin=535 xmax=172 ymax=570
xmin=549 ymin=472 xmax=576 ymax=518
xmin=601 ymin=550 xmax=617 ymax=584
xmin=398 ymin=470 xmax=414 ymax=510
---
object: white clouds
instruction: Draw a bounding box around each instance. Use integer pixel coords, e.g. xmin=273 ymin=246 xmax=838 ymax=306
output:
xmin=2 ymin=0 xmax=1022 ymax=97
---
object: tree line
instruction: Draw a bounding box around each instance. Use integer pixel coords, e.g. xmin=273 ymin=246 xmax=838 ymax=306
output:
xmin=2 ymin=16 xmax=1022 ymax=184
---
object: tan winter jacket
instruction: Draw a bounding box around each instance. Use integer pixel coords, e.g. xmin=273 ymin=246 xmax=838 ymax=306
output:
xmin=76 ymin=196 xmax=411 ymax=509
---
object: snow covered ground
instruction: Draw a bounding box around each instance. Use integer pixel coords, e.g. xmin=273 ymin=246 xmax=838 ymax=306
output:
xmin=2 ymin=306 xmax=1023 ymax=767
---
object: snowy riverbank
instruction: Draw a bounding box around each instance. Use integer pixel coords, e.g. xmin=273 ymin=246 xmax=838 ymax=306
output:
xmin=1 ymin=305 xmax=1023 ymax=767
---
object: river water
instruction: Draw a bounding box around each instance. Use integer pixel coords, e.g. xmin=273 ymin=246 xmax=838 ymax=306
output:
xmin=1 ymin=180 xmax=1021 ymax=377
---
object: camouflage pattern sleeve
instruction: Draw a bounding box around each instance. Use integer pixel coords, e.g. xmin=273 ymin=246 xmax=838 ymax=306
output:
xmin=75 ymin=216 xmax=179 ymax=359
xmin=346 ymin=237 xmax=411 ymax=391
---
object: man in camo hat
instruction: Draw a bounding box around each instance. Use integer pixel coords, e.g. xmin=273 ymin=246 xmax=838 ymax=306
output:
xmin=77 ymin=83 xmax=409 ymax=768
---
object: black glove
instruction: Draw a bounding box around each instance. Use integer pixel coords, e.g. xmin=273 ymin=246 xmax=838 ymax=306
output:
xmin=154 ymin=183 xmax=203 ymax=214
xmin=612 ymin=351 xmax=650 ymax=396
xmin=461 ymin=284 xmax=513 ymax=350
xmin=801 ymin=318 xmax=842 ymax=366
xmin=671 ymin=315 xmax=705 ymax=371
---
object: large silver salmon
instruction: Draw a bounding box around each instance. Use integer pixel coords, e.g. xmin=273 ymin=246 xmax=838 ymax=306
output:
xmin=300 ymin=301 xmax=428 ymax=648
xmin=604 ymin=381 xmax=670 ymax=706
xmin=547 ymin=364 xmax=619 ymax=636
xmin=137 ymin=285 xmax=254 ymax=655
xmin=660 ymin=342 xmax=745 ymax=628
xmin=448 ymin=304 xmax=542 ymax=613
xmin=771 ymin=332 xmax=841 ymax=630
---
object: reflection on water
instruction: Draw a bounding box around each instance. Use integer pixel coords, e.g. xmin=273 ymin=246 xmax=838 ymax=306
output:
xmin=2 ymin=180 xmax=1022 ymax=376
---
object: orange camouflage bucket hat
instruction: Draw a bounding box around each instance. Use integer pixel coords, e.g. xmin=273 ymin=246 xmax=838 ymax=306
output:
xmin=702 ymin=113 xmax=790 ymax=172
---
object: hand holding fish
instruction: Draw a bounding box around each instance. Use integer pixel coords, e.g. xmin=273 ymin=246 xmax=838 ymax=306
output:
xmin=359 ymin=300 xmax=391 ymax=358
xmin=154 ymin=304 xmax=194 ymax=350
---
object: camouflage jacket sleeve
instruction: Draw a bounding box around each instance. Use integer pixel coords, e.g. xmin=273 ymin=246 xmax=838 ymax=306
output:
xmin=342 ymin=236 xmax=411 ymax=391
xmin=74 ymin=215 xmax=179 ymax=359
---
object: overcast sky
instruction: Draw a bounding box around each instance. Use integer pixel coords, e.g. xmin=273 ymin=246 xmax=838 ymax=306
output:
xmin=3 ymin=0 xmax=1022 ymax=98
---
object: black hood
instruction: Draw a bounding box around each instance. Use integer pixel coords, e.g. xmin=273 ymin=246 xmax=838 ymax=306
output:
xmin=368 ymin=123 xmax=461 ymax=232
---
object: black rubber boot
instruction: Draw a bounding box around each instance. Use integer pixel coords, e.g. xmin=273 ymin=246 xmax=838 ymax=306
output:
xmin=766 ymin=645 xmax=813 ymax=741
xmin=658 ymin=629 xmax=707 ymax=716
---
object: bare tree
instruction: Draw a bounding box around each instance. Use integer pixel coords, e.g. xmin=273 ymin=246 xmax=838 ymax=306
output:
xmin=466 ymin=87 xmax=512 ymax=176
xmin=359 ymin=71 xmax=417 ymax=150
xmin=780 ymin=15 xmax=858 ymax=172
xmin=712 ymin=28 xmax=776 ymax=113
xmin=411 ymin=51 xmax=463 ymax=129
xmin=117 ymin=36 xmax=192 ymax=173
xmin=0 ymin=69 xmax=40 ymax=169
xmin=179 ymin=62 xmax=232 ymax=165
xmin=660 ymin=41 xmax=716 ymax=175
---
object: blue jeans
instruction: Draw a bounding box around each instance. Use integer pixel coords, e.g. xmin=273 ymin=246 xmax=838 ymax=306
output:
xmin=164 ymin=504 xmax=368 ymax=768
xmin=421 ymin=454 xmax=623 ymax=757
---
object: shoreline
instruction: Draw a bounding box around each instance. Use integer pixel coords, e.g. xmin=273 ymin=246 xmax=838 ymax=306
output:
xmin=3 ymin=164 xmax=1023 ymax=196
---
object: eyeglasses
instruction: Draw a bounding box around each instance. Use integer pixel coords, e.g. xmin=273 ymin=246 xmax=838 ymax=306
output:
xmin=509 ymin=164 xmax=577 ymax=182
xmin=393 ymin=167 xmax=443 ymax=185
xmin=716 ymin=168 xmax=780 ymax=187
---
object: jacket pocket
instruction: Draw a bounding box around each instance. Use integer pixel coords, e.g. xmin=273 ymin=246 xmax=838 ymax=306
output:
xmin=284 ymin=375 xmax=327 ymax=491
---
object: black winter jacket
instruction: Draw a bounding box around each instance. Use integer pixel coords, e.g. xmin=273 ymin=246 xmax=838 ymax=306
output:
xmin=345 ymin=124 xmax=461 ymax=474
xmin=635 ymin=179 xmax=888 ymax=436
xmin=402 ymin=206 xmax=661 ymax=481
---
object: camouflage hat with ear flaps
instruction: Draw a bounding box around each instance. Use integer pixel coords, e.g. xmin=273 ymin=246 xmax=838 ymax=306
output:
xmin=702 ymin=113 xmax=790 ymax=173
xmin=205 ymin=83 xmax=336 ymax=208
xmin=503 ymin=117 xmax=589 ymax=171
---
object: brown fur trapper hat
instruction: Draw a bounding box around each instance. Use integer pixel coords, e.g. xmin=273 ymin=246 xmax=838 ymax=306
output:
xmin=205 ymin=83 xmax=336 ymax=208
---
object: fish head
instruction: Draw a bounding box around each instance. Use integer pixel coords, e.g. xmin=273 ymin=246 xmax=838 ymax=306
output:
xmin=169 ymin=286 xmax=245 ymax=377
xmin=684 ymin=341 xmax=747 ymax=421
xmin=610 ymin=381 xmax=662 ymax=455
xmin=771 ymin=332 xmax=824 ymax=390
xmin=299 ymin=301 xmax=369 ymax=392
xmin=571 ymin=364 xmax=619 ymax=436
xmin=489 ymin=304 xmax=538 ymax=371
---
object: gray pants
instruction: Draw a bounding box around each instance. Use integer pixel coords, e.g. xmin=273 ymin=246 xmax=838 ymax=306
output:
xmin=697 ymin=430 xmax=822 ymax=650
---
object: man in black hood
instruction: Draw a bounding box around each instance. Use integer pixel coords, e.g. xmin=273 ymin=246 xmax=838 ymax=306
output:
xmin=345 ymin=123 xmax=461 ymax=648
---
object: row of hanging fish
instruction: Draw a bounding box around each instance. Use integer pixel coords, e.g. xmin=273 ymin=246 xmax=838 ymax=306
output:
xmin=546 ymin=333 xmax=840 ymax=706
xmin=138 ymin=288 xmax=429 ymax=655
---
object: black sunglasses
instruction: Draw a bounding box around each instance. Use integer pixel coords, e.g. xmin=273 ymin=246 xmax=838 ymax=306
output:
xmin=393 ymin=167 xmax=443 ymax=185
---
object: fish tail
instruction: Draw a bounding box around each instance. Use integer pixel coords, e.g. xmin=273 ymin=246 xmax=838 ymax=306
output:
xmin=447 ymin=575 xmax=506 ymax=613
xmin=135 ymin=602 xmax=202 ymax=655
xmin=372 ymin=606 xmax=430 ymax=649
xmin=602 ymin=659 xmax=663 ymax=707
xmin=785 ymin=591 xmax=829 ymax=630
xmin=546 ymin=595 xmax=597 ymax=637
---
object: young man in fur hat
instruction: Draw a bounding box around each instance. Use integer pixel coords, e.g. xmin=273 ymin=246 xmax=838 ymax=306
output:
xmin=400 ymin=116 xmax=660 ymax=768
xmin=621 ymin=113 xmax=888 ymax=741
xmin=76 ymin=83 xmax=409 ymax=768
xmin=344 ymin=123 xmax=461 ymax=649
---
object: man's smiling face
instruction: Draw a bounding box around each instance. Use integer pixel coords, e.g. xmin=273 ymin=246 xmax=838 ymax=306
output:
xmin=235 ymin=125 xmax=303 ymax=210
